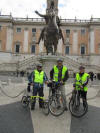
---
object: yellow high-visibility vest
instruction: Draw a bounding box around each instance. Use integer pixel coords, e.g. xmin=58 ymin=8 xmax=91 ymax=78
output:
xmin=53 ymin=65 xmax=67 ymax=82
xmin=75 ymin=73 xmax=89 ymax=91
xmin=34 ymin=70 xmax=44 ymax=84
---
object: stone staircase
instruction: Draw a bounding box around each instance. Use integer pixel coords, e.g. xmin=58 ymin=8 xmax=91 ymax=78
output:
xmin=0 ymin=55 xmax=100 ymax=74
xmin=64 ymin=56 xmax=80 ymax=72
xmin=18 ymin=56 xmax=38 ymax=70
xmin=0 ymin=56 xmax=39 ymax=73
xmin=64 ymin=56 xmax=100 ymax=73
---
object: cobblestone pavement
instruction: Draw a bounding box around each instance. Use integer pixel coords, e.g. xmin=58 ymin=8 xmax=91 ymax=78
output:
xmin=0 ymin=77 xmax=100 ymax=133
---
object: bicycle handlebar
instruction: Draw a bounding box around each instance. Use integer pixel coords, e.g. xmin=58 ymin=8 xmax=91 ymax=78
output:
xmin=73 ymin=84 xmax=84 ymax=91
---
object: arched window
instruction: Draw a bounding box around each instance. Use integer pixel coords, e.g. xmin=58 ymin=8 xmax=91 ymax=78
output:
xmin=80 ymin=44 xmax=86 ymax=55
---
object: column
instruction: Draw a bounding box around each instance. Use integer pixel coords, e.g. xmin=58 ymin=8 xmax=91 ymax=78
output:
xmin=72 ymin=30 xmax=78 ymax=54
xmin=23 ymin=28 xmax=29 ymax=53
xmin=57 ymin=39 xmax=62 ymax=53
xmin=89 ymin=28 xmax=95 ymax=54
xmin=6 ymin=26 xmax=13 ymax=52
xmin=39 ymin=40 xmax=44 ymax=53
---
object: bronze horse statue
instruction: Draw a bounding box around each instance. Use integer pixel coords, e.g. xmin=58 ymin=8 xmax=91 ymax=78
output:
xmin=35 ymin=1 xmax=65 ymax=54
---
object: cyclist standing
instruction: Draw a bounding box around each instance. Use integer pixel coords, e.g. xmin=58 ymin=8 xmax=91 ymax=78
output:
xmin=28 ymin=63 xmax=48 ymax=110
xmin=73 ymin=66 xmax=90 ymax=108
xmin=50 ymin=58 xmax=69 ymax=110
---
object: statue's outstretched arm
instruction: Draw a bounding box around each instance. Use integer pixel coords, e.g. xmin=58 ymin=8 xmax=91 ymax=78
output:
xmin=35 ymin=10 xmax=46 ymax=18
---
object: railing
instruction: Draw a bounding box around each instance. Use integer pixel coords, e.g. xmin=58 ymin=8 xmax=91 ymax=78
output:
xmin=0 ymin=15 xmax=12 ymax=19
xmin=60 ymin=19 xmax=90 ymax=23
xmin=1 ymin=14 xmax=100 ymax=23
xmin=38 ymin=52 xmax=64 ymax=56
xmin=13 ymin=17 xmax=45 ymax=22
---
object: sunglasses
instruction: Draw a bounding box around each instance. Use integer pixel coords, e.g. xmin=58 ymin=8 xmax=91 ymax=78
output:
xmin=37 ymin=66 xmax=42 ymax=68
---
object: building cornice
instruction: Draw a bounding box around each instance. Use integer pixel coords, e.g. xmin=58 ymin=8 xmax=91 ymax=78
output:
xmin=1 ymin=15 xmax=100 ymax=26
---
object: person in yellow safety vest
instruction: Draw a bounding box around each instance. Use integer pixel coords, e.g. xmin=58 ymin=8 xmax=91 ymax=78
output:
xmin=28 ymin=63 xmax=48 ymax=110
xmin=50 ymin=58 xmax=69 ymax=111
xmin=73 ymin=66 xmax=90 ymax=108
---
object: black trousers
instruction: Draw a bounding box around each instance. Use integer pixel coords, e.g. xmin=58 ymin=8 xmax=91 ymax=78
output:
xmin=32 ymin=87 xmax=44 ymax=107
xmin=78 ymin=90 xmax=87 ymax=100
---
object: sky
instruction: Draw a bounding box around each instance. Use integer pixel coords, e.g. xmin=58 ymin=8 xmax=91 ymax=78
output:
xmin=0 ymin=0 xmax=100 ymax=20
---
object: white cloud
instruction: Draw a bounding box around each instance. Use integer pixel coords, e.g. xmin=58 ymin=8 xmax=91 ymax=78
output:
xmin=58 ymin=0 xmax=100 ymax=19
xmin=0 ymin=0 xmax=46 ymax=17
xmin=0 ymin=0 xmax=100 ymax=19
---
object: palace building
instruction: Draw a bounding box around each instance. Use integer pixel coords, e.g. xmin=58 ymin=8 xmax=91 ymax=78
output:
xmin=0 ymin=0 xmax=100 ymax=73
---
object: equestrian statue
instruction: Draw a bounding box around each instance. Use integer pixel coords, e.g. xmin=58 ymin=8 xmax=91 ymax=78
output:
xmin=35 ymin=0 xmax=65 ymax=54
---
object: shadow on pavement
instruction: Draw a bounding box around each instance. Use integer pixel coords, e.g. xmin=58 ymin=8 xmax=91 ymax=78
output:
xmin=0 ymin=102 xmax=34 ymax=133
xmin=70 ymin=104 xmax=100 ymax=133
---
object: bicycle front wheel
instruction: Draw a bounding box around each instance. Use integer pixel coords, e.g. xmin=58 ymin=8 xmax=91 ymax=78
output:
xmin=49 ymin=94 xmax=65 ymax=117
xmin=42 ymin=99 xmax=49 ymax=116
xmin=21 ymin=96 xmax=29 ymax=108
xmin=69 ymin=97 xmax=88 ymax=118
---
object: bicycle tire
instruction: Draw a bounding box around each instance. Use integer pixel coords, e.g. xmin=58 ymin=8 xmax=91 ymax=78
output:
xmin=21 ymin=96 xmax=29 ymax=108
xmin=49 ymin=94 xmax=65 ymax=117
xmin=42 ymin=100 xmax=49 ymax=116
xmin=69 ymin=97 xmax=88 ymax=118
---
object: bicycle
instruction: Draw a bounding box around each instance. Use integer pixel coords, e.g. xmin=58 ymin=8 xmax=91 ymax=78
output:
xmin=69 ymin=84 xmax=88 ymax=118
xmin=48 ymin=81 xmax=66 ymax=117
xmin=21 ymin=90 xmax=49 ymax=115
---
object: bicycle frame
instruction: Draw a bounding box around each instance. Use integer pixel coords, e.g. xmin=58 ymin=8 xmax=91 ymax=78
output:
xmin=48 ymin=81 xmax=65 ymax=116
xmin=30 ymin=96 xmax=45 ymax=101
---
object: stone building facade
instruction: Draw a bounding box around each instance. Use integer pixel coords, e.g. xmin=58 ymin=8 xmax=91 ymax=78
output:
xmin=0 ymin=0 xmax=100 ymax=68
xmin=1 ymin=16 xmax=100 ymax=56
xmin=0 ymin=15 xmax=100 ymax=65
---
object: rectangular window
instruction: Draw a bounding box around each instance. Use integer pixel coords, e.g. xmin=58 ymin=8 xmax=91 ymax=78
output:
xmin=66 ymin=29 xmax=70 ymax=37
xmin=32 ymin=28 xmax=36 ymax=33
xmin=65 ymin=46 xmax=69 ymax=54
xmin=81 ymin=29 xmax=85 ymax=35
xmin=66 ymin=29 xmax=70 ymax=34
xmin=0 ymin=40 xmax=1 ymax=50
xmin=0 ymin=25 xmax=2 ymax=31
xmin=15 ymin=44 xmax=20 ymax=53
xmin=32 ymin=28 xmax=36 ymax=37
xmin=98 ymin=44 xmax=100 ymax=54
xmin=81 ymin=46 xmax=85 ymax=55
xmin=16 ymin=28 xmax=21 ymax=33
xmin=31 ymin=45 xmax=35 ymax=53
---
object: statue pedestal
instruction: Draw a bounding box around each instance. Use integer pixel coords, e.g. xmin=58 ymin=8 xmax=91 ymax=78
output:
xmin=37 ymin=55 xmax=64 ymax=78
